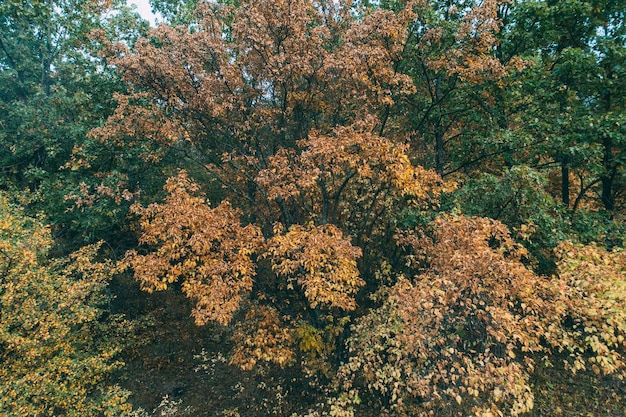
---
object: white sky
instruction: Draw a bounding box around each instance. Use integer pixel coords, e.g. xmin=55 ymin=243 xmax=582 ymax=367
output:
xmin=126 ymin=0 xmax=160 ymax=25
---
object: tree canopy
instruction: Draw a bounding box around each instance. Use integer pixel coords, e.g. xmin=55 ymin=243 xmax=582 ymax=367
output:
xmin=1 ymin=0 xmax=625 ymax=416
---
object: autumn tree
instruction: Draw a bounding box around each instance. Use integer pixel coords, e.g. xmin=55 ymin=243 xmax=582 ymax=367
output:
xmin=96 ymin=0 xmax=455 ymax=377
xmin=80 ymin=0 xmax=626 ymax=414
xmin=0 ymin=192 xmax=132 ymax=416
xmin=125 ymin=171 xmax=263 ymax=326
xmin=328 ymin=215 xmax=626 ymax=417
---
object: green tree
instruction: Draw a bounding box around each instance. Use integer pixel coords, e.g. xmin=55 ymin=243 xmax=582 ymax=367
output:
xmin=395 ymin=0 xmax=529 ymax=177
xmin=0 ymin=0 xmax=149 ymax=246
xmin=455 ymin=166 xmax=568 ymax=272
xmin=148 ymin=0 xmax=200 ymax=26
xmin=498 ymin=0 xmax=626 ymax=214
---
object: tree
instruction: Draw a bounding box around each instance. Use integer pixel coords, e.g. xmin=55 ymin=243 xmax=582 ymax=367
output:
xmin=124 ymin=170 xmax=263 ymax=326
xmin=0 ymin=192 xmax=131 ymax=416
xmin=397 ymin=0 xmax=528 ymax=177
xmin=454 ymin=165 xmax=568 ymax=272
xmin=0 ymin=0 xmax=150 ymax=246
xmin=148 ymin=0 xmax=200 ymax=26
xmin=330 ymin=215 xmax=626 ymax=417
xmin=496 ymin=0 xmax=626 ymax=214
xmin=78 ymin=0 xmax=626 ymax=414
xmin=97 ymin=0 xmax=451 ymax=373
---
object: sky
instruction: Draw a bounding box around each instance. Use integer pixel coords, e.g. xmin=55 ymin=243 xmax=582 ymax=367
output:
xmin=126 ymin=0 xmax=161 ymax=25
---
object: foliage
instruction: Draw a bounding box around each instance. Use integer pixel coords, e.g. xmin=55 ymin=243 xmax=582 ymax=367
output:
xmin=337 ymin=216 xmax=558 ymax=416
xmin=400 ymin=0 xmax=529 ymax=176
xmin=501 ymin=0 xmax=626 ymax=213
xmin=295 ymin=315 xmax=352 ymax=379
xmin=332 ymin=215 xmax=626 ymax=417
xmin=455 ymin=166 xmax=568 ymax=271
xmin=0 ymin=193 xmax=131 ymax=416
xmin=570 ymin=210 xmax=626 ymax=247
xmin=555 ymin=240 xmax=626 ymax=376
xmin=0 ymin=0 xmax=150 ymax=245
xmin=149 ymin=0 xmax=201 ymax=26
xmin=266 ymin=223 xmax=363 ymax=311
xmin=2 ymin=0 xmax=625 ymax=414
xmin=104 ymin=0 xmax=450 ymax=371
xmin=230 ymin=305 xmax=294 ymax=371
xmin=124 ymin=171 xmax=263 ymax=326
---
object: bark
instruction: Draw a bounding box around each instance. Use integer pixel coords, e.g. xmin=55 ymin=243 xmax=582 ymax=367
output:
xmin=561 ymin=156 xmax=569 ymax=207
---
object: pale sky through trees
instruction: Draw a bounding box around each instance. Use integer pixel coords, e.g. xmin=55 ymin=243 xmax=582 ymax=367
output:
xmin=127 ymin=0 xmax=160 ymax=25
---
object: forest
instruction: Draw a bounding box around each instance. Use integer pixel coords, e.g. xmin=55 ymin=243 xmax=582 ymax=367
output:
xmin=1 ymin=0 xmax=625 ymax=416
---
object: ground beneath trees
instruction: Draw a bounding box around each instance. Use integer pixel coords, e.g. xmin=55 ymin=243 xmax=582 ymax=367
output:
xmin=110 ymin=276 xmax=625 ymax=417
xmin=110 ymin=276 xmax=317 ymax=416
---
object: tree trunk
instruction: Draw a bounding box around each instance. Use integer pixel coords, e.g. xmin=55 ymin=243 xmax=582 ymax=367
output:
xmin=561 ymin=157 xmax=569 ymax=207
xmin=434 ymin=75 xmax=444 ymax=176
xmin=601 ymin=135 xmax=615 ymax=213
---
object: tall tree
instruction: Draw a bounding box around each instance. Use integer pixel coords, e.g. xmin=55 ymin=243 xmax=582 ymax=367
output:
xmin=496 ymin=0 xmax=626 ymax=214
xmin=96 ymin=0 xmax=451 ymax=377
xmin=396 ymin=0 xmax=529 ymax=177
xmin=0 ymin=0 xmax=149 ymax=246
